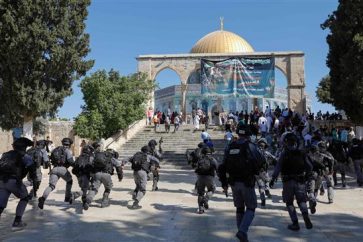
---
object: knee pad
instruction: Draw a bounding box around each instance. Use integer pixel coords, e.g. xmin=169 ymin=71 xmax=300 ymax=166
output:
xmin=286 ymin=201 xmax=294 ymax=207
xmin=49 ymin=184 xmax=56 ymax=190
xmin=105 ymin=188 xmax=111 ymax=193
xmin=236 ymin=207 xmax=245 ymax=214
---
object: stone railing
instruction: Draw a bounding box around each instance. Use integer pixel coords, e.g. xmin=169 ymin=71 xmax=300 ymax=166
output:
xmin=104 ymin=118 xmax=146 ymax=151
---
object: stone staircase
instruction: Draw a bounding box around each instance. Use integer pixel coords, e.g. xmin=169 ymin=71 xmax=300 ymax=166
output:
xmin=117 ymin=124 xmax=226 ymax=168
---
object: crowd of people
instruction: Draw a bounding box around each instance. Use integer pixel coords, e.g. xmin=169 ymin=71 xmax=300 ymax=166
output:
xmin=186 ymin=105 xmax=362 ymax=242
xmin=1 ymin=105 xmax=362 ymax=242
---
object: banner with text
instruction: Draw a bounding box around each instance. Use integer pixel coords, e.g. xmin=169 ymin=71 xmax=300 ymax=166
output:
xmin=201 ymin=57 xmax=275 ymax=98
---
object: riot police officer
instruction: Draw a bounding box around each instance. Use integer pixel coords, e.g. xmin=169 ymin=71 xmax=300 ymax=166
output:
xmin=270 ymin=133 xmax=313 ymax=231
xmin=38 ymin=138 xmax=75 ymax=209
xmin=72 ymin=144 xmax=95 ymax=210
xmin=148 ymin=139 xmax=162 ymax=191
xmin=218 ymin=123 xmax=265 ymax=242
xmin=84 ymin=148 xmax=123 ymax=209
xmin=24 ymin=140 xmax=49 ymax=199
xmin=194 ymin=147 xmax=218 ymax=214
xmin=256 ymin=138 xmax=273 ymax=206
xmin=129 ymin=146 xmax=160 ymax=209
xmin=316 ymin=141 xmax=335 ymax=203
xmin=0 ymin=137 xmax=36 ymax=230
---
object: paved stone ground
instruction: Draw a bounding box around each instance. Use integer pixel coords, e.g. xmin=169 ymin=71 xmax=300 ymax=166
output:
xmin=1 ymin=166 xmax=363 ymax=242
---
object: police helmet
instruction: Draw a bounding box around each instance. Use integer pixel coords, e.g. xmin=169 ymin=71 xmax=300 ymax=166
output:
xmin=61 ymin=138 xmax=73 ymax=146
xmin=257 ymin=138 xmax=268 ymax=149
xmin=284 ymin=132 xmax=298 ymax=150
xmin=197 ymin=142 xmax=205 ymax=148
xmin=201 ymin=147 xmax=212 ymax=155
xmin=36 ymin=140 xmax=47 ymax=148
xmin=148 ymin=139 xmax=157 ymax=148
xmin=236 ymin=123 xmax=251 ymax=136
xmin=92 ymin=141 xmax=101 ymax=150
xmin=82 ymin=145 xmax=94 ymax=155
xmin=12 ymin=137 xmax=33 ymax=149
xmin=141 ymin=145 xmax=151 ymax=154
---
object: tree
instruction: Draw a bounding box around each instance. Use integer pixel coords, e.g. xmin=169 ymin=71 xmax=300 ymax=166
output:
xmin=0 ymin=0 xmax=94 ymax=136
xmin=321 ymin=0 xmax=363 ymax=123
xmin=316 ymin=75 xmax=334 ymax=104
xmin=74 ymin=70 xmax=155 ymax=140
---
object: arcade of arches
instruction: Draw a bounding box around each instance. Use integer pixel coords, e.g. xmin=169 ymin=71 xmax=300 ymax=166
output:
xmin=137 ymin=28 xmax=306 ymax=121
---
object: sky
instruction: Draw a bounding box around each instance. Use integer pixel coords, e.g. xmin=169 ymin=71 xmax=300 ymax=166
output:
xmin=58 ymin=0 xmax=339 ymax=119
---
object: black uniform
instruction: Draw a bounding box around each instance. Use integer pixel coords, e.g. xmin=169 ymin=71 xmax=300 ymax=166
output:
xmin=218 ymin=123 xmax=265 ymax=242
xmin=148 ymin=139 xmax=162 ymax=191
xmin=72 ymin=145 xmax=94 ymax=209
xmin=0 ymin=137 xmax=36 ymax=230
xmin=271 ymin=133 xmax=313 ymax=231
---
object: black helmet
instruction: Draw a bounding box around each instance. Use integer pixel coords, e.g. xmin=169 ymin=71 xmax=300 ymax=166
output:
xmin=198 ymin=142 xmax=205 ymax=148
xmin=106 ymin=148 xmax=119 ymax=159
xmin=201 ymin=147 xmax=212 ymax=155
xmin=82 ymin=145 xmax=94 ymax=155
xmin=61 ymin=138 xmax=73 ymax=146
xmin=236 ymin=123 xmax=251 ymax=136
xmin=284 ymin=132 xmax=298 ymax=150
xmin=36 ymin=140 xmax=47 ymax=148
xmin=257 ymin=138 xmax=268 ymax=145
xmin=92 ymin=141 xmax=101 ymax=150
xmin=13 ymin=137 xmax=33 ymax=149
xmin=148 ymin=139 xmax=157 ymax=148
xmin=141 ymin=145 xmax=151 ymax=154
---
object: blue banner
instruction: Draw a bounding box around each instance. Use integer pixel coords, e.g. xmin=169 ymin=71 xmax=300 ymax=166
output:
xmin=201 ymin=57 xmax=275 ymax=98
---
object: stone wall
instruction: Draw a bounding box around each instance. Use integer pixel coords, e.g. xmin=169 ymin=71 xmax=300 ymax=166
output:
xmin=0 ymin=121 xmax=90 ymax=156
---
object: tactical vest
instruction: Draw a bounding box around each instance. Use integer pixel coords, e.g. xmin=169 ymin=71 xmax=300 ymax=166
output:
xmin=280 ymin=150 xmax=306 ymax=178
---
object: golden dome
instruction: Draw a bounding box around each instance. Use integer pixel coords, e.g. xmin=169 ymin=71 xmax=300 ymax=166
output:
xmin=190 ymin=30 xmax=254 ymax=54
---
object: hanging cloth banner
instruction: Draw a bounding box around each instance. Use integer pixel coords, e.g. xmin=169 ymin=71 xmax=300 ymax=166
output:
xmin=201 ymin=57 xmax=275 ymax=98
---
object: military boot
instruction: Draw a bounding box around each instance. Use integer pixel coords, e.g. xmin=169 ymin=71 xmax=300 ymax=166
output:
xmin=130 ymin=200 xmax=142 ymax=210
xmin=101 ymin=193 xmax=110 ymax=208
xmin=287 ymin=221 xmax=300 ymax=231
xmin=38 ymin=197 xmax=45 ymax=210
xmin=303 ymin=213 xmax=313 ymax=229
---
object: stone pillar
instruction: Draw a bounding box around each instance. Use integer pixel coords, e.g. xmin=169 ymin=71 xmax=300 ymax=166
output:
xmin=287 ymin=85 xmax=305 ymax=113
xmin=181 ymin=83 xmax=188 ymax=122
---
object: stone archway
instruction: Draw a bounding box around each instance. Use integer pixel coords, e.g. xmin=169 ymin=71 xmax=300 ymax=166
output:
xmin=137 ymin=52 xmax=306 ymax=120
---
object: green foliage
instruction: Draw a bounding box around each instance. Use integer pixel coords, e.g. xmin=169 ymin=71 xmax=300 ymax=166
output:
xmin=321 ymin=0 xmax=363 ymax=123
xmin=74 ymin=70 xmax=155 ymax=140
xmin=0 ymin=0 xmax=94 ymax=130
xmin=33 ymin=118 xmax=48 ymax=136
xmin=316 ymin=75 xmax=334 ymax=104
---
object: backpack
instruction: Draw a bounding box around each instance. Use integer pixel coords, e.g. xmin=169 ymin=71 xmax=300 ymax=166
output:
xmin=74 ymin=154 xmax=92 ymax=170
xmin=27 ymin=147 xmax=43 ymax=167
xmin=131 ymin=152 xmax=147 ymax=171
xmin=51 ymin=146 xmax=67 ymax=166
xmin=225 ymin=141 xmax=265 ymax=183
xmin=196 ymin=156 xmax=213 ymax=175
xmin=93 ymin=152 xmax=107 ymax=170
xmin=0 ymin=150 xmax=23 ymax=177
